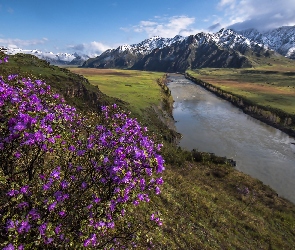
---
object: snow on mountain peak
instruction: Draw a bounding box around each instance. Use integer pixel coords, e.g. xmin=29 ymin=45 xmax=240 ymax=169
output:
xmin=115 ymin=35 xmax=185 ymax=54
xmin=237 ymin=26 xmax=295 ymax=58
xmin=3 ymin=47 xmax=90 ymax=65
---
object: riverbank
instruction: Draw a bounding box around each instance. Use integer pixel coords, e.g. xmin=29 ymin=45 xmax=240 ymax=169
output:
xmin=168 ymin=74 xmax=295 ymax=203
xmin=185 ymin=71 xmax=295 ymax=139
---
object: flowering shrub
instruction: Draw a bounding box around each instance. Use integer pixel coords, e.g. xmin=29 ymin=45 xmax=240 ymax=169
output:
xmin=0 ymin=57 xmax=164 ymax=249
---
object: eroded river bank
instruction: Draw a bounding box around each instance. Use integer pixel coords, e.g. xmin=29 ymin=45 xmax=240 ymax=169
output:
xmin=168 ymin=74 xmax=295 ymax=203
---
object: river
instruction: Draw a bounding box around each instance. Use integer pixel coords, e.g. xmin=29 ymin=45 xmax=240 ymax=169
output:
xmin=168 ymin=74 xmax=295 ymax=204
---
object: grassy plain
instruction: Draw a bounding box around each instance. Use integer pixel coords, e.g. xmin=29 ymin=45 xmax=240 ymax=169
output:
xmin=69 ymin=68 xmax=165 ymax=116
xmin=187 ymin=60 xmax=295 ymax=115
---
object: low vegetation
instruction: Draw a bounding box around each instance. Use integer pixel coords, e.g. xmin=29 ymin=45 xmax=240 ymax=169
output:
xmin=69 ymin=68 xmax=166 ymax=116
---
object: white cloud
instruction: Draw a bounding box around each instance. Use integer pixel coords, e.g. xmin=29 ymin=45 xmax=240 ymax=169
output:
xmin=68 ymin=41 xmax=112 ymax=57
xmin=217 ymin=0 xmax=295 ymax=31
xmin=123 ymin=16 xmax=202 ymax=38
xmin=218 ymin=0 xmax=236 ymax=8
xmin=0 ymin=38 xmax=48 ymax=48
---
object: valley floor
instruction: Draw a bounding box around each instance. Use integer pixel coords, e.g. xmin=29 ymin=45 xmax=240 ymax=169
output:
xmin=69 ymin=67 xmax=295 ymax=249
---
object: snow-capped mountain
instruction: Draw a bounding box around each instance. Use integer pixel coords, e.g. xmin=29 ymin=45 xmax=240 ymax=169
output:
xmin=4 ymin=47 xmax=90 ymax=65
xmin=107 ymin=35 xmax=185 ymax=55
xmin=237 ymin=26 xmax=295 ymax=59
xmin=82 ymin=28 xmax=271 ymax=71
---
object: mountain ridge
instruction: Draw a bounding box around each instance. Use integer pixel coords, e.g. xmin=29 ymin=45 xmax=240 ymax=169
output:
xmin=82 ymin=28 xmax=274 ymax=72
xmin=237 ymin=25 xmax=295 ymax=59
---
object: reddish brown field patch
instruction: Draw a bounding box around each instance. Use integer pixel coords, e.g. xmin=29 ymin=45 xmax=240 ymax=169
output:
xmin=70 ymin=68 xmax=132 ymax=77
xmin=199 ymin=77 xmax=295 ymax=96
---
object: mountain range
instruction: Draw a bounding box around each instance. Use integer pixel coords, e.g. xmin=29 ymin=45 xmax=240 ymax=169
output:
xmin=3 ymin=26 xmax=295 ymax=69
xmin=82 ymin=26 xmax=295 ymax=72
xmin=4 ymin=48 xmax=90 ymax=65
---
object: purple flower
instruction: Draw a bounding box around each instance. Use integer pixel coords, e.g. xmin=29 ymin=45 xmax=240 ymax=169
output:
xmin=156 ymin=155 xmax=165 ymax=173
xmin=6 ymin=220 xmax=15 ymax=230
xmin=17 ymin=202 xmax=29 ymax=209
xmin=93 ymin=195 xmax=101 ymax=203
xmin=156 ymin=177 xmax=164 ymax=185
xmin=76 ymin=166 xmax=83 ymax=171
xmin=54 ymin=225 xmax=62 ymax=235
xmin=150 ymin=213 xmax=155 ymax=221
xmin=3 ymin=243 xmax=15 ymax=250
xmin=7 ymin=189 xmax=19 ymax=197
xmin=60 ymin=180 xmax=69 ymax=189
xmin=39 ymin=174 xmax=46 ymax=180
xmin=14 ymin=151 xmax=21 ymax=158
xmin=155 ymin=186 xmax=161 ymax=195
xmin=52 ymin=93 xmax=59 ymax=99
xmin=81 ymin=182 xmax=87 ymax=189
xmin=77 ymin=150 xmax=86 ymax=156
xmin=38 ymin=223 xmax=47 ymax=235
xmin=28 ymin=208 xmax=40 ymax=220
xmin=107 ymin=222 xmax=115 ymax=229
xmin=45 ymin=237 xmax=54 ymax=244
xmin=50 ymin=167 xmax=60 ymax=179
xmin=43 ymin=181 xmax=52 ymax=191
xmin=17 ymin=220 xmax=31 ymax=234
xmin=83 ymin=238 xmax=91 ymax=247
xmin=20 ymin=185 xmax=29 ymax=194
xmin=48 ymin=201 xmax=57 ymax=211
xmin=137 ymin=194 xmax=144 ymax=201
xmin=133 ymin=200 xmax=139 ymax=206
xmin=59 ymin=211 xmax=66 ymax=217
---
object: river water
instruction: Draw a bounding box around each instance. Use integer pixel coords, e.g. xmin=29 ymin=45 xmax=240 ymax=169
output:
xmin=168 ymin=74 xmax=295 ymax=203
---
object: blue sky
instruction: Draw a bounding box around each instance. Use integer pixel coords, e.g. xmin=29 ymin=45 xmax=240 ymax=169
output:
xmin=1 ymin=0 xmax=294 ymax=56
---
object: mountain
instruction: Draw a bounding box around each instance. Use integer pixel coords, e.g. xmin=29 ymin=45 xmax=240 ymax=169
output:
xmin=82 ymin=29 xmax=271 ymax=72
xmin=237 ymin=26 xmax=295 ymax=59
xmin=4 ymin=47 xmax=90 ymax=65
xmin=82 ymin=35 xmax=185 ymax=69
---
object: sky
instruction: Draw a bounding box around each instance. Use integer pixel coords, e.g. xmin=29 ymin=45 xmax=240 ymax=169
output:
xmin=1 ymin=0 xmax=295 ymax=56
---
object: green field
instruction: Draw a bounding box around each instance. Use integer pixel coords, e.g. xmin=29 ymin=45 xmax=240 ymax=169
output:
xmin=187 ymin=63 xmax=295 ymax=115
xmin=69 ymin=68 xmax=165 ymax=115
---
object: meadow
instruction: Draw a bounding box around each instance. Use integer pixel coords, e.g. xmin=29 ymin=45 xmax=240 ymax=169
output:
xmin=69 ymin=68 xmax=165 ymax=116
xmin=187 ymin=62 xmax=295 ymax=116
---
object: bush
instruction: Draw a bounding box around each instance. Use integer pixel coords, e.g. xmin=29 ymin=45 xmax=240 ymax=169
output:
xmin=0 ymin=57 xmax=164 ymax=249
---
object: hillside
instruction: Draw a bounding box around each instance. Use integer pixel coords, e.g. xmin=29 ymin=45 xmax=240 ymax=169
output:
xmin=0 ymin=53 xmax=119 ymax=112
xmin=1 ymin=55 xmax=295 ymax=249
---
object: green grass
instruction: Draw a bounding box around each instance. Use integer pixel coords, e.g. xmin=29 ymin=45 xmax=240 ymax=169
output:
xmin=187 ymin=63 xmax=295 ymax=115
xmin=144 ymin=161 xmax=295 ymax=249
xmin=69 ymin=68 xmax=165 ymax=116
